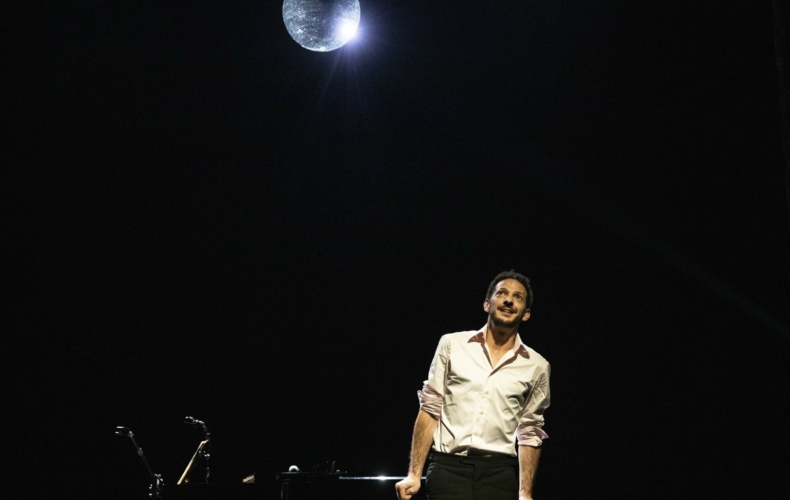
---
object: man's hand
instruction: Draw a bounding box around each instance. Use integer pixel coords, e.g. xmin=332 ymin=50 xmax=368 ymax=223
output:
xmin=395 ymin=475 xmax=421 ymax=500
xmin=396 ymin=411 xmax=437 ymax=500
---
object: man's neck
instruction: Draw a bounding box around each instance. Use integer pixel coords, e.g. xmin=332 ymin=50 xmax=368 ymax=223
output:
xmin=485 ymin=319 xmax=518 ymax=352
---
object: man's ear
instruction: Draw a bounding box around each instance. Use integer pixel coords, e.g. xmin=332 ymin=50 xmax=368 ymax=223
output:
xmin=483 ymin=298 xmax=491 ymax=313
xmin=521 ymin=309 xmax=531 ymax=322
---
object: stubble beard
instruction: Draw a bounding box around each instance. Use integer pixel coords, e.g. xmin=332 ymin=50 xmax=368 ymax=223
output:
xmin=490 ymin=310 xmax=520 ymax=329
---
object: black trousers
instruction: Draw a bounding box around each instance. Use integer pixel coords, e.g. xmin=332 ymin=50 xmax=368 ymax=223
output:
xmin=425 ymin=451 xmax=519 ymax=500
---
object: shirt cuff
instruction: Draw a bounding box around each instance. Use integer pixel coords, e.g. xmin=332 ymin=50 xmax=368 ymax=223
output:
xmin=417 ymin=384 xmax=443 ymax=417
xmin=517 ymin=427 xmax=548 ymax=447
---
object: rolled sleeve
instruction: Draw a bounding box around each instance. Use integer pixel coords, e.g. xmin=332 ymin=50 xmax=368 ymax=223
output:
xmin=517 ymin=369 xmax=551 ymax=447
xmin=417 ymin=335 xmax=450 ymax=418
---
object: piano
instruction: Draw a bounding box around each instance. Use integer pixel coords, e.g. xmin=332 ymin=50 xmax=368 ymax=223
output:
xmin=160 ymin=473 xmax=426 ymax=500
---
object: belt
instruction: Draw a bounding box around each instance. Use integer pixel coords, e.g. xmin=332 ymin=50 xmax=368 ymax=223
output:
xmin=429 ymin=450 xmax=518 ymax=464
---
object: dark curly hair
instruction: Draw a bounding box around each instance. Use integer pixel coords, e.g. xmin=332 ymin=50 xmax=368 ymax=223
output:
xmin=486 ymin=270 xmax=533 ymax=310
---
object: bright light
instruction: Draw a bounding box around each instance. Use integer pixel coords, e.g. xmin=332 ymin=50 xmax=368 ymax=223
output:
xmin=340 ymin=19 xmax=358 ymax=41
xmin=377 ymin=475 xmax=386 ymax=481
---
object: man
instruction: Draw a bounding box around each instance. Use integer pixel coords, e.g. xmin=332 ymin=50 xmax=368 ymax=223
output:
xmin=395 ymin=270 xmax=550 ymax=500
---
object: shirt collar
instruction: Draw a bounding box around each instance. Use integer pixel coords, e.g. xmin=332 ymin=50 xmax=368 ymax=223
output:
xmin=468 ymin=325 xmax=530 ymax=359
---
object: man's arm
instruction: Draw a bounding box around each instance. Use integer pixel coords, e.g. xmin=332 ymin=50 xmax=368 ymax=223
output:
xmin=518 ymin=445 xmax=541 ymax=500
xmin=516 ymin=367 xmax=550 ymax=499
xmin=395 ymin=410 xmax=438 ymax=500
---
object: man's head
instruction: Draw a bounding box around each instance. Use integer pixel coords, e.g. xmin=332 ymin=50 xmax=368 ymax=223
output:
xmin=484 ymin=270 xmax=533 ymax=328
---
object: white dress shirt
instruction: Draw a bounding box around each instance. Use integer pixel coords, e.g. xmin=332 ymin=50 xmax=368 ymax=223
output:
xmin=418 ymin=327 xmax=550 ymax=456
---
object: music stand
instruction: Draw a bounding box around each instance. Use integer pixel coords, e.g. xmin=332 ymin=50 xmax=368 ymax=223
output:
xmin=177 ymin=439 xmax=210 ymax=485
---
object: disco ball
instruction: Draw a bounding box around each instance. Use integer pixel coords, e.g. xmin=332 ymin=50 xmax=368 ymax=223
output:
xmin=282 ymin=0 xmax=360 ymax=52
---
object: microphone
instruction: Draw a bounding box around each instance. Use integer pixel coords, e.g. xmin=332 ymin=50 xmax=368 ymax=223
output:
xmin=115 ymin=426 xmax=132 ymax=437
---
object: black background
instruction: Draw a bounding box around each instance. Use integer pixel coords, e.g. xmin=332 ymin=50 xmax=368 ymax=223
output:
xmin=9 ymin=0 xmax=790 ymax=498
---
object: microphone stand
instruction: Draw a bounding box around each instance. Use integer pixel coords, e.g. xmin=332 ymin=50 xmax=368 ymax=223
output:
xmin=115 ymin=427 xmax=164 ymax=499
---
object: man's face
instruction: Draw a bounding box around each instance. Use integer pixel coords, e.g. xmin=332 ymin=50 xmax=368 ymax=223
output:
xmin=484 ymin=279 xmax=531 ymax=328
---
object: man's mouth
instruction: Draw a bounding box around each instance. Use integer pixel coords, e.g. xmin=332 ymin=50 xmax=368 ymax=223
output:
xmin=499 ymin=307 xmax=516 ymax=314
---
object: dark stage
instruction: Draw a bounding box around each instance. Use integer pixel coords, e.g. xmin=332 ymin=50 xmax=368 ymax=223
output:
xmin=8 ymin=0 xmax=790 ymax=498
